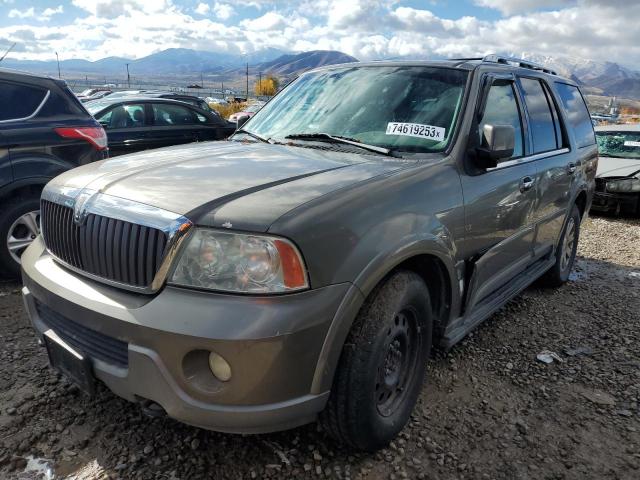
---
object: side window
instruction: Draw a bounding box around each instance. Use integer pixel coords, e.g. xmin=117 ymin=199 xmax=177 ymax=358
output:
xmin=152 ymin=104 xmax=198 ymax=126
xmin=97 ymin=104 xmax=145 ymax=129
xmin=480 ymin=83 xmax=524 ymax=159
xmin=0 ymin=81 xmax=48 ymax=122
xmin=519 ymin=78 xmax=558 ymax=153
xmin=555 ymin=83 xmax=595 ymax=148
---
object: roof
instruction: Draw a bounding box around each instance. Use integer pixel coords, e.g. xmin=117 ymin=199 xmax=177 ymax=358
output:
xmin=0 ymin=67 xmax=66 ymax=86
xmin=308 ymin=54 xmax=572 ymax=83
xmin=85 ymin=96 xmax=202 ymax=110
xmin=595 ymin=124 xmax=640 ymax=132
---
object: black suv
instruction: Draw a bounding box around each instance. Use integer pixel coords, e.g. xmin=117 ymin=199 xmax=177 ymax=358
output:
xmin=0 ymin=68 xmax=107 ymax=276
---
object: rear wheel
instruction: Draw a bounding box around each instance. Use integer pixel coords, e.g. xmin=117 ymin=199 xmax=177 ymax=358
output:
xmin=321 ymin=271 xmax=432 ymax=451
xmin=0 ymin=194 xmax=41 ymax=278
xmin=540 ymin=204 xmax=580 ymax=287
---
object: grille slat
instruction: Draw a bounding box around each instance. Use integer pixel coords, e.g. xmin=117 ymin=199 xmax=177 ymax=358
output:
xmin=41 ymin=200 xmax=168 ymax=289
xmin=35 ymin=300 xmax=128 ymax=368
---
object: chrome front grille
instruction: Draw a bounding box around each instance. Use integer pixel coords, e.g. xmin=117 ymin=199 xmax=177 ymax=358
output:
xmin=41 ymin=199 xmax=168 ymax=288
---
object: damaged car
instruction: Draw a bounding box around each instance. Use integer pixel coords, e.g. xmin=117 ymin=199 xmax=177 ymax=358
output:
xmin=592 ymin=124 xmax=640 ymax=215
xmin=21 ymin=55 xmax=595 ymax=451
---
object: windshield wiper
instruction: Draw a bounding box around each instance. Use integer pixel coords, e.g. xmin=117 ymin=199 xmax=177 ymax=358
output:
xmin=285 ymin=132 xmax=392 ymax=156
xmin=234 ymin=128 xmax=271 ymax=144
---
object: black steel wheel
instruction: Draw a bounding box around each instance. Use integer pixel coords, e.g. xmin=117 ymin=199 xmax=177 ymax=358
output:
xmin=321 ymin=270 xmax=432 ymax=451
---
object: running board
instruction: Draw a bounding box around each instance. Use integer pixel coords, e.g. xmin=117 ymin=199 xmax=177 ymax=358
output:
xmin=440 ymin=256 xmax=556 ymax=349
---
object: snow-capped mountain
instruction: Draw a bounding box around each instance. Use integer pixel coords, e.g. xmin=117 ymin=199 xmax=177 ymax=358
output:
xmin=519 ymin=53 xmax=640 ymax=99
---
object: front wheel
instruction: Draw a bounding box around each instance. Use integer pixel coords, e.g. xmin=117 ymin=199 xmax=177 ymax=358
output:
xmin=540 ymin=204 xmax=581 ymax=287
xmin=321 ymin=271 xmax=432 ymax=451
xmin=0 ymin=194 xmax=41 ymax=278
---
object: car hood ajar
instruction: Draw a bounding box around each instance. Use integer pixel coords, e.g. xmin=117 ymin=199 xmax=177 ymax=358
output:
xmin=596 ymin=156 xmax=640 ymax=178
xmin=48 ymin=141 xmax=409 ymax=232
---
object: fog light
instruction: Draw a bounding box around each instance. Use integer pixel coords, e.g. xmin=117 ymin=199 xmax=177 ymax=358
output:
xmin=208 ymin=352 xmax=232 ymax=382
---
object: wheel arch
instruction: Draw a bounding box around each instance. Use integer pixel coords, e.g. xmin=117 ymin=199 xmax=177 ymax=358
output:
xmin=310 ymin=245 xmax=457 ymax=395
xmin=0 ymin=177 xmax=50 ymax=202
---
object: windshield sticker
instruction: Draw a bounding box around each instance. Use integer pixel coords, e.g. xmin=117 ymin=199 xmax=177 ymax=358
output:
xmin=386 ymin=122 xmax=445 ymax=142
xmin=624 ymin=141 xmax=640 ymax=148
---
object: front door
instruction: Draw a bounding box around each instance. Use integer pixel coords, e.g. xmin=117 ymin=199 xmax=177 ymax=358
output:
xmin=461 ymin=79 xmax=537 ymax=313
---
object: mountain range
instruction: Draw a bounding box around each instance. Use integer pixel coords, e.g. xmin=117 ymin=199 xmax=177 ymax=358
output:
xmin=2 ymin=48 xmax=640 ymax=99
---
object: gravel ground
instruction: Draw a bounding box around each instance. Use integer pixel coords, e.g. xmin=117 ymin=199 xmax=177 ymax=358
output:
xmin=0 ymin=215 xmax=639 ymax=480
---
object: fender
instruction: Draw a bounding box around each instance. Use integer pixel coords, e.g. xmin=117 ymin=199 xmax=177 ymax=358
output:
xmin=10 ymin=153 xmax=76 ymax=182
xmin=310 ymin=234 xmax=460 ymax=395
xmin=0 ymin=176 xmax=52 ymax=199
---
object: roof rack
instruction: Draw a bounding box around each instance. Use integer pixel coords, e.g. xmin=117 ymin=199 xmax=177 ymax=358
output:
xmin=482 ymin=54 xmax=557 ymax=75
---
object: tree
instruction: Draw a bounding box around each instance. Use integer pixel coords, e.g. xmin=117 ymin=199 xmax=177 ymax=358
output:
xmin=255 ymin=75 xmax=279 ymax=96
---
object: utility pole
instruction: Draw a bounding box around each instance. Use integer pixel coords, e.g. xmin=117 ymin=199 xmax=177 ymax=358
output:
xmin=246 ymin=62 xmax=249 ymax=100
xmin=85 ymin=75 xmax=88 ymax=86
xmin=0 ymin=42 xmax=16 ymax=63
xmin=126 ymin=63 xmax=130 ymax=88
xmin=221 ymin=81 xmax=224 ymax=99
xmin=55 ymin=51 xmax=61 ymax=78
xmin=200 ymin=72 xmax=204 ymax=88
xmin=258 ymin=72 xmax=262 ymax=96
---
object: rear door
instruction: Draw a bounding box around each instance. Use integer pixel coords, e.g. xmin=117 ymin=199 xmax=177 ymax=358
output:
xmin=517 ymin=76 xmax=573 ymax=260
xmin=146 ymin=103 xmax=203 ymax=149
xmin=461 ymin=75 xmax=538 ymax=313
xmin=96 ymin=102 xmax=150 ymax=156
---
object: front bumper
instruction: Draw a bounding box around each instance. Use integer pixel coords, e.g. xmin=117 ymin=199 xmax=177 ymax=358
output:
xmin=591 ymin=191 xmax=640 ymax=215
xmin=22 ymin=237 xmax=352 ymax=433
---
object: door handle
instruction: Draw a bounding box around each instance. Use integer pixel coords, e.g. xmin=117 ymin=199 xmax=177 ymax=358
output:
xmin=519 ymin=176 xmax=535 ymax=193
xmin=566 ymin=162 xmax=577 ymax=175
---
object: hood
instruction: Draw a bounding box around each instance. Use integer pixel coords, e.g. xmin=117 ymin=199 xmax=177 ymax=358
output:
xmin=49 ymin=141 xmax=408 ymax=231
xmin=596 ymin=156 xmax=640 ymax=178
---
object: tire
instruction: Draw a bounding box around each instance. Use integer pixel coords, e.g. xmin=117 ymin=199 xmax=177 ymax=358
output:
xmin=540 ymin=204 xmax=580 ymax=288
xmin=0 ymin=194 xmax=41 ymax=278
xmin=321 ymin=270 xmax=433 ymax=451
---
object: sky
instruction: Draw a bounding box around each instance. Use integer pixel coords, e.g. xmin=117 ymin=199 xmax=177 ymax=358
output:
xmin=1 ymin=0 xmax=639 ymax=69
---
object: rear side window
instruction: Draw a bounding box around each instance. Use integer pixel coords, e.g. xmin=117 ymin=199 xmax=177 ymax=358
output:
xmin=519 ymin=78 xmax=558 ymax=153
xmin=480 ymin=83 xmax=524 ymax=159
xmin=555 ymin=83 xmax=595 ymax=148
xmin=0 ymin=81 xmax=47 ymax=122
xmin=37 ymin=89 xmax=83 ymax=118
xmin=153 ymin=104 xmax=201 ymax=125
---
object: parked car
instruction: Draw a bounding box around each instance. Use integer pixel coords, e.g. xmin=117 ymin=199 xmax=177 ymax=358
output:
xmin=22 ymin=55 xmax=595 ymax=451
xmin=0 ymin=68 xmax=107 ymax=277
xmin=591 ymin=124 xmax=640 ymax=215
xmin=206 ymin=97 xmax=228 ymax=108
xmin=227 ymin=102 xmax=265 ymax=123
xmin=77 ymin=88 xmax=112 ymax=102
xmin=106 ymin=90 xmax=216 ymax=113
xmin=85 ymin=97 xmax=235 ymax=156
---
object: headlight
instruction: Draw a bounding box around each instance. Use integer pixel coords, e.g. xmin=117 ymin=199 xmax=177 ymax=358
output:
xmin=169 ymin=229 xmax=308 ymax=293
xmin=606 ymin=177 xmax=640 ymax=193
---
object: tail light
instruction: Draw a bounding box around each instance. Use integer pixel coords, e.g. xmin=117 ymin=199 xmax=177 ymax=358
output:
xmin=54 ymin=126 xmax=108 ymax=150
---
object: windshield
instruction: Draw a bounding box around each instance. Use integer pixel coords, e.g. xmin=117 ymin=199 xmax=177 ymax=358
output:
xmin=238 ymin=66 xmax=468 ymax=153
xmin=596 ymin=130 xmax=640 ymax=159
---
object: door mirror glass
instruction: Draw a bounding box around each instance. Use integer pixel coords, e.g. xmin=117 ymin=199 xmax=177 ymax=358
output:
xmin=476 ymin=124 xmax=515 ymax=168
xmin=236 ymin=114 xmax=250 ymax=129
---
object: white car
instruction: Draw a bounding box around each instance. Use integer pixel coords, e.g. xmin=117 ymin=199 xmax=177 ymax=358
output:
xmin=592 ymin=124 xmax=640 ymax=215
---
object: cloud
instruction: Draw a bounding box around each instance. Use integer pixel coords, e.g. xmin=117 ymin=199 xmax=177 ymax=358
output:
xmin=195 ymin=3 xmax=210 ymax=15
xmin=474 ymin=0 xmax=572 ymax=15
xmin=41 ymin=6 xmax=64 ymax=21
xmin=8 ymin=7 xmax=35 ymax=19
xmin=213 ymin=2 xmax=234 ymax=20
xmin=2 ymin=0 xmax=640 ymax=71
xmin=240 ymin=11 xmax=287 ymax=31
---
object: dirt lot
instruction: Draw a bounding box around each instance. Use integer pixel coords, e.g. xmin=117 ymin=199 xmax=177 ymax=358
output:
xmin=1 ymin=215 xmax=639 ymax=480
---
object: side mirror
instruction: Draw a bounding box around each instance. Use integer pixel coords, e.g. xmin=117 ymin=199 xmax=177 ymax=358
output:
xmin=475 ymin=124 xmax=515 ymax=169
xmin=236 ymin=114 xmax=250 ymax=130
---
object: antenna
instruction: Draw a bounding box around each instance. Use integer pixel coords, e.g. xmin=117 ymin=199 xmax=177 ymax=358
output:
xmin=0 ymin=42 xmax=16 ymax=63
